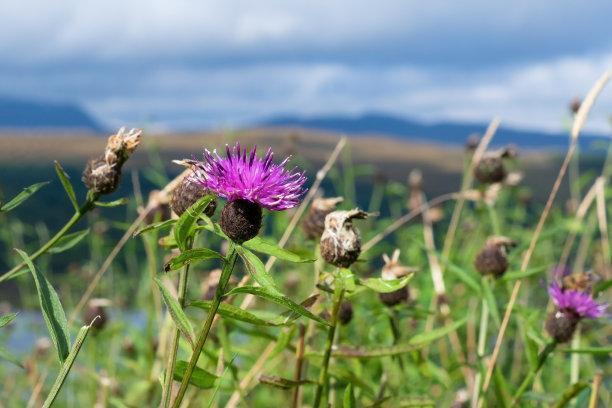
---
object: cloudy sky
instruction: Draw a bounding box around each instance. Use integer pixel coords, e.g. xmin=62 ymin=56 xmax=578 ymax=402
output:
xmin=1 ymin=1 xmax=612 ymax=133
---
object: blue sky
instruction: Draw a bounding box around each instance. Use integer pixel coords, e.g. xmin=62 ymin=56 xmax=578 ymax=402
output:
xmin=1 ymin=1 xmax=612 ymax=133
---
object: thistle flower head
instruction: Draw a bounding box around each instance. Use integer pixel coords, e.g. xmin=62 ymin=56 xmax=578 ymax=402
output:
xmin=189 ymin=143 xmax=307 ymax=211
xmin=548 ymin=282 xmax=607 ymax=319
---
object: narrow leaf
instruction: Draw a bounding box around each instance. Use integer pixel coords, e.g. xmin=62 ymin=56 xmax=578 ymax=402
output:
xmin=225 ymin=286 xmax=330 ymax=326
xmin=164 ymin=248 xmax=223 ymax=272
xmin=54 ymin=161 xmax=78 ymax=210
xmin=47 ymin=229 xmax=90 ymax=254
xmin=0 ymin=312 xmax=18 ymax=329
xmin=358 ymin=274 xmax=414 ymax=293
xmin=133 ymin=219 xmax=176 ymax=237
xmin=236 ymin=246 xmax=282 ymax=296
xmin=43 ymin=322 xmax=94 ymax=407
xmin=259 ymin=375 xmax=315 ymax=389
xmin=0 ymin=346 xmax=23 ymax=368
xmin=16 ymin=249 xmax=70 ymax=363
xmin=154 ymin=278 xmax=195 ymax=347
xmin=343 ymin=384 xmax=356 ymax=408
xmin=446 ymin=262 xmax=482 ymax=294
xmin=1 ymin=181 xmax=49 ymax=212
xmin=560 ymin=347 xmax=612 ymax=355
xmin=173 ymin=360 xmax=217 ymax=389
xmin=409 ymin=318 xmax=467 ymax=346
xmin=94 ymin=198 xmax=129 ymax=207
xmin=174 ymin=195 xmax=214 ymax=251
xmin=243 ymin=236 xmax=314 ymax=263
xmin=190 ymin=300 xmax=289 ymax=326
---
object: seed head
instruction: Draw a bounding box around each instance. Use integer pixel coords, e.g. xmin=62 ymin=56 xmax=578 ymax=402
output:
xmin=474 ymin=236 xmax=516 ymax=278
xmin=465 ymin=133 xmax=481 ymax=152
xmin=170 ymin=177 xmax=216 ymax=217
xmin=82 ymin=127 xmax=142 ymax=195
xmin=301 ymin=196 xmax=343 ymax=240
xmin=473 ymin=147 xmax=517 ymax=185
xmin=320 ymin=209 xmax=368 ymax=268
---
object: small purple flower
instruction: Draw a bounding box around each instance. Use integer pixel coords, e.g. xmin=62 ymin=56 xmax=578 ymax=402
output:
xmin=189 ymin=143 xmax=307 ymax=211
xmin=548 ymin=282 xmax=607 ymax=319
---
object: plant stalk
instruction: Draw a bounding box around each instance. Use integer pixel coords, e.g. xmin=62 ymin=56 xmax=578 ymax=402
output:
xmin=171 ymin=245 xmax=238 ymax=408
xmin=510 ymin=341 xmax=557 ymax=406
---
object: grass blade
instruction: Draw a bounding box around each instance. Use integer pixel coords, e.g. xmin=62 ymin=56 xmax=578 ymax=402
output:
xmin=16 ymin=249 xmax=70 ymax=363
xmin=54 ymin=161 xmax=78 ymax=210
xmin=47 ymin=229 xmax=90 ymax=254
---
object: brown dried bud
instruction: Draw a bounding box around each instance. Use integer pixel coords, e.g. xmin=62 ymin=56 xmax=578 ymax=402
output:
xmin=320 ymin=209 xmax=368 ymax=268
xmin=83 ymin=298 xmax=111 ymax=330
xmin=220 ymin=199 xmax=262 ymax=243
xmin=569 ymin=97 xmax=581 ymax=115
xmin=82 ymin=128 xmax=142 ymax=195
xmin=474 ymin=236 xmax=516 ymax=278
xmin=474 ymin=155 xmax=506 ymax=184
xmin=170 ymin=177 xmax=216 ymax=217
xmin=465 ymin=134 xmax=481 ymax=151
xmin=83 ymin=156 xmax=121 ymax=195
xmin=301 ymin=197 xmax=343 ymax=240
xmin=338 ymin=301 xmax=353 ymax=325
xmin=545 ymin=309 xmax=579 ymax=343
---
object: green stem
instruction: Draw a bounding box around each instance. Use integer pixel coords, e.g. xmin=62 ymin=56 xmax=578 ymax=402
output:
xmin=471 ymin=298 xmax=490 ymax=407
xmin=171 ymin=245 xmax=238 ymax=408
xmin=162 ymin=243 xmax=192 ymax=407
xmin=511 ymin=341 xmax=557 ymax=406
xmin=486 ymin=202 xmax=502 ymax=236
xmin=313 ymin=283 xmax=345 ymax=408
xmin=0 ymin=193 xmax=97 ymax=283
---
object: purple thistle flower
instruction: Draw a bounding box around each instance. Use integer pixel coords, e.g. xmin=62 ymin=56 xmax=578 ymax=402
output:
xmin=189 ymin=143 xmax=307 ymax=211
xmin=548 ymin=282 xmax=607 ymax=319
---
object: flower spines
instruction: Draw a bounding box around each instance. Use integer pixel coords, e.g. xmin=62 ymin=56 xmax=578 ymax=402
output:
xmin=190 ymin=143 xmax=306 ymax=211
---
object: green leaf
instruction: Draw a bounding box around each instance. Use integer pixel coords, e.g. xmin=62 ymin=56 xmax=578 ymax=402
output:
xmin=47 ymin=229 xmax=90 ymax=254
xmin=94 ymin=198 xmax=129 ymax=207
xmin=54 ymin=161 xmax=78 ymax=210
xmin=330 ymin=343 xmax=419 ymax=358
xmin=154 ymin=278 xmax=195 ymax=347
xmin=43 ymin=322 xmax=95 ymax=408
xmin=0 ymin=345 xmax=23 ymax=368
xmin=0 ymin=181 xmax=49 ymax=212
xmin=343 ymin=383 xmax=356 ymax=408
xmin=190 ymin=300 xmax=289 ymax=326
xmin=16 ymin=249 xmax=70 ymax=363
xmin=358 ymin=274 xmax=413 ymax=293
xmin=236 ymin=246 xmax=282 ymax=297
xmin=174 ymin=195 xmax=215 ymax=251
xmin=173 ymin=360 xmax=217 ymax=389
xmin=133 ymin=219 xmax=176 ymax=237
xmin=225 ymin=286 xmax=330 ymax=326
xmin=559 ymin=347 xmax=612 ymax=355
xmin=243 ymin=236 xmax=314 ymax=263
xmin=164 ymin=248 xmax=224 ymax=272
xmin=445 ymin=262 xmax=482 ymax=294
xmin=500 ymin=265 xmax=548 ymax=282
xmin=0 ymin=312 xmax=17 ymax=329
xmin=259 ymin=375 xmax=315 ymax=389
xmin=409 ymin=318 xmax=467 ymax=346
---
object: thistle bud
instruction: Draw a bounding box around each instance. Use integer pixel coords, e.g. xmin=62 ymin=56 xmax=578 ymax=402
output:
xmin=301 ymin=197 xmax=343 ymax=240
xmin=320 ymin=209 xmax=368 ymax=268
xmin=569 ymin=97 xmax=581 ymax=115
xmin=474 ymin=147 xmax=517 ymax=184
xmin=83 ymin=298 xmax=111 ymax=330
xmin=545 ymin=310 xmax=579 ymax=343
xmin=379 ymin=250 xmax=416 ymax=307
xmin=338 ymin=301 xmax=353 ymax=325
xmin=82 ymin=128 xmax=142 ymax=196
xmin=474 ymin=236 xmax=516 ymax=278
xmin=220 ymin=199 xmax=262 ymax=243
xmin=170 ymin=177 xmax=216 ymax=217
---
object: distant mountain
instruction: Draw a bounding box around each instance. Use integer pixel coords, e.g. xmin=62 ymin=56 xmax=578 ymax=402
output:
xmin=0 ymin=96 xmax=102 ymax=132
xmin=260 ymin=112 xmax=610 ymax=150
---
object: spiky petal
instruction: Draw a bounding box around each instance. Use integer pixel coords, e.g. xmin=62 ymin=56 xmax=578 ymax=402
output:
xmin=548 ymin=283 xmax=607 ymax=319
xmin=188 ymin=143 xmax=306 ymax=211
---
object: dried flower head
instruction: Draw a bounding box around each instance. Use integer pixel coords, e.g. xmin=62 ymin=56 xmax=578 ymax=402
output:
xmin=569 ymin=97 xmax=581 ymax=115
xmin=189 ymin=143 xmax=307 ymax=211
xmin=465 ymin=133 xmax=481 ymax=151
xmin=83 ymin=298 xmax=111 ymax=330
xmin=320 ymin=209 xmax=368 ymax=268
xmin=379 ymin=250 xmax=417 ymax=307
xmin=83 ymin=127 xmax=142 ymax=195
xmin=170 ymin=177 xmax=216 ymax=217
xmin=474 ymin=236 xmax=516 ymax=278
xmin=301 ymin=196 xmax=343 ymax=240
xmin=473 ymin=147 xmax=517 ymax=185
